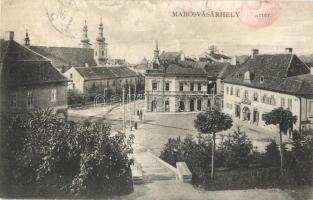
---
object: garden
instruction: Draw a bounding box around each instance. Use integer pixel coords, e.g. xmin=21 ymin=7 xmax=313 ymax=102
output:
xmin=159 ymin=108 xmax=313 ymax=190
xmin=0 ymin=109 xmax=135 ymax=198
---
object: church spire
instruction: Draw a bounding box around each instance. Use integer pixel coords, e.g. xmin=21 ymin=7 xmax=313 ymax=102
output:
xmin=94 ymin=17 xmax=108 ymax=66
xmin=24 ymin=29 xmax=30 ymax=47
xmin=152 ymin=40 xmax=160 ymax=68
xmin=81 ymin=20 xmax=91 ymax=48
xmin=96 ymin=17 xmax=105 ymax=42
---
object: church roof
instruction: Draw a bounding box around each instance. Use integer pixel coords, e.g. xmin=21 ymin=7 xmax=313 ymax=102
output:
xmin=224 ymin=53 xmax=313 ymax=96
xmin=30 ymin=46 xmax=96 ymax=68
xmin=0 ymin=39 xmax=69 ymax=88
xmin=74 ymin=66 xmax=138 ymax=81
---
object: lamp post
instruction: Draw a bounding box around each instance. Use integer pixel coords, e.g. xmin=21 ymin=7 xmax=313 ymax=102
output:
xmin=123 ymin=87 xmax=125 ymax=133
xmin=129 ymin=86 xmax=132 ymax=131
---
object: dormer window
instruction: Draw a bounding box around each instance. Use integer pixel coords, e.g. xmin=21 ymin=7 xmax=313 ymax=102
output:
xmin=244 ymin=71 xmax=250 ymax=80
xmin=260 ymin=76 xmax=264 ymax=83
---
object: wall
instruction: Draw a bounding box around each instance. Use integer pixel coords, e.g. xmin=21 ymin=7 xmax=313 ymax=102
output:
xmin=63 ymin=67 xmax=85 ymax=93
xmin=5 ymin=83 xmax=68 ymax=116
xmin=223 ymin=83 xmax=301 ymax=130
xmin=145 ymin=75 xmax=208 ymax=112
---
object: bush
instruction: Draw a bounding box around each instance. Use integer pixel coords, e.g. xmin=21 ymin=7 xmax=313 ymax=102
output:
xmin=0 ymin=109 xmax=134 ymax=198
xmin=219 ymin=127 xmax=254 ymax=169
xmin=286 ymin=130 xmax=313 ymax=185
xmin=263 ymin=140 xmax=281 ymax=168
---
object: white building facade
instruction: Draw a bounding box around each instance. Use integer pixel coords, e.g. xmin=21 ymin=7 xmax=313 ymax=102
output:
xmin=223 ymin=49 xmax=313 ymax=131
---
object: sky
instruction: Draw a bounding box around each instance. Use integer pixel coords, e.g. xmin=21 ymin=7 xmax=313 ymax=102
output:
xmin=1 ymin=0 xmax=313 ymax=63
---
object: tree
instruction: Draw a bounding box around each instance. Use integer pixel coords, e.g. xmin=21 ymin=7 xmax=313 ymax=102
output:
xmin=194 ymin=109 xmax=233 ymax=179
xmin=263 ymin=107 xmax=297 ymax=175
xmin=219 ymin=126 xmax=254 ymax=169
xmin=288 ymin=130 xmax=313 ymax=184
xmin=1 ymin=109 xmax=134 ymax=198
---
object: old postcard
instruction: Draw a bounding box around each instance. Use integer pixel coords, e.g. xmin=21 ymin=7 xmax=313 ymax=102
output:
xmin=0 ymin=0 xmax=313 ymax=199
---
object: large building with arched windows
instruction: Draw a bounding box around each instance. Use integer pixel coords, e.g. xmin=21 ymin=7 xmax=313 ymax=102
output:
xmin=223 ymin=48 xmax=313 ymax=131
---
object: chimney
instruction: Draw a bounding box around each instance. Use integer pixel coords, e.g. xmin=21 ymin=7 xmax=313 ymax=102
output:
xmin=85 ymin=63 xmax=89 ymax=67
xmin=251 ymin=49 xmax=259 ymax=58
xmin=231 ymin=56 xmax=237 ymax=65
xmin=4 ymin=31 xmax=14 ymax=41
xmin=285 ymin=48 xmax=293 ymax=54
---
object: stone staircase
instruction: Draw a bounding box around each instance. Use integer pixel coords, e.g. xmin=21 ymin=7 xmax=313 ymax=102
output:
xmin=131 ymin=146 xmax=177 ymax=183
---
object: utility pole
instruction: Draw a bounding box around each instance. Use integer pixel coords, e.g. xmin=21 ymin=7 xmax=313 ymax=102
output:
xmin=129 ymin=86 xmax=132 ymax=131
xmin=123 ymin=87 xmax=125 ymax=133
xmin=103 ymin=87 xmax=106 ymax=106
xmin=134 ymin=83 xmax=136 ymax=115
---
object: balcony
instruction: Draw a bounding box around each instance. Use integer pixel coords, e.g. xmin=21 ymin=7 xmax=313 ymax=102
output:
xmin=241 ymin=98 xmax=251 ymax=105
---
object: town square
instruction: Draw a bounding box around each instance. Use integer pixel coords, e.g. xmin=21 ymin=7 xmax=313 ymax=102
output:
xmin=1 ymin=0 xmax=313 ymax=199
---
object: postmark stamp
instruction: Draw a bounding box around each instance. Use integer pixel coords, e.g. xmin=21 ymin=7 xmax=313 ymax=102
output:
xmin=239 ymin=0 xmax=281 ymax=28
xmin=44 ymin=0 xmax=79 ymax=38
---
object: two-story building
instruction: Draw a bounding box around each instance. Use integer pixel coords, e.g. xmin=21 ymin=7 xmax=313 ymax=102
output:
xmin=0 ymin=31 xmax=70 ymax=119
xmin=223 ymin=48 xmax=313 ymax=131
xmin=63 ymin=66 xmax=140 ymax=94
xmin=145 ymin=63 xmax=208 ymax=112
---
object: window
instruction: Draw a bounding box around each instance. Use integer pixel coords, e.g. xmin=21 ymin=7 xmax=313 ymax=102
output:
xmin=51 ymin=89 xmax=57 ymax=102
xmin=73 ymin=83 xmax=75 ymax=89
xmin=198 ymin=83 xmax=201 ymax=91
xmin=288 ymin=99 xmax=292 ymax=110
xmin=260 ymin=76 xmax=264 ymax=83
xmin=152 ymin=82 xmax=157 ymax=90
xmin=70 ymin=73 xmax=73 ymax=79
xmin=230 ymin=87 xmax=234 ymax=95
xmin=244 ymin=90 xmax=249 ymax=99
xmin=9 ymin=93 xmax=17 ymax=107
xmin=309 ymin=101 xmax=313 ymax=113
xmin=95 ymin=51 xmax=97 ymax=56
xmin=165 ymin=82 xmax=170 ymax=91
xmin=179 ymin=83 xmax=184 ymax=91
xmin=270 ymin=95 xmax=276 ymax=106
xmin=235 ymin=88 xmax=240 ymax=97
xmin=113 ymin=80 xmax=116 ymax=86
xmin=107 ymin=81 xmax=110 ymax=87
xmin=190 ymin=83 xmax=194 ymax=91
xmin=262 ymin=94 xmax=269 ymax=104
xmin=226 ymin=86 xmax=229 ymax=95
xmin=253 ymin=92 xmax=258 ymax=101
xmin=27 ymin=91 xmax=33 ymax=107
xmin=281 ymin=97 xmax=285 ymax=107
xmin=102 ymin=51 xmax=104 ymax=56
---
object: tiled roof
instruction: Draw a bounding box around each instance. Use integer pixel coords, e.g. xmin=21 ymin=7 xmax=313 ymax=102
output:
xmin=199 ymin=51 xmax=231 ymax=60
xmin=0 ymin=39 xmax=69 ymax=88
xmin=145 ymin=63 xmax=206 ymax=76
xmin=159 ymin=51 xmax=182 ymax=60
xmin=224 ymin=54 xmax=313 ymax=96
xmin=30 ymin=46 xmax=96 ymax=68
xmin=75 ymin=67 xmax=138 ymax=80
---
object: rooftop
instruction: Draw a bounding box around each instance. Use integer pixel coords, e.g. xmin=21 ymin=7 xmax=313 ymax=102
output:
xmin=224 ymin=53 xmax=313 ymax=96
xmin=0 ymin=39 xmax=69 ymax=87
xmin=74 ymin=66 xmax=139 ymax=80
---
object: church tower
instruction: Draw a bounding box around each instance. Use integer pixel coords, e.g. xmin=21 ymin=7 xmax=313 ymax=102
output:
xmin=152 ymin=40 xmax=160 ymax=68
xmin=81 ymin=20 xmax=91 ymax=48
xmin=24 ymin=29 xmax=30 ymax=47
xmin=94 ymin=17 xmax=108 ymax=66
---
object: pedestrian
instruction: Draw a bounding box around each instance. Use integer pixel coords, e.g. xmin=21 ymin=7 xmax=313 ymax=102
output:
xmin=139 ymin=110 xmax=142 ymax=121
xmin=137 ymin=110 xmax=139 ymax=116
xmin=134 ymin=122 xmax=138 ymax=130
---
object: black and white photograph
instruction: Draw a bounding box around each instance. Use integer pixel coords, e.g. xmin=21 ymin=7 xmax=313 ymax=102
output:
xmin=0 ymin=0 xmax=313 ymax=199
